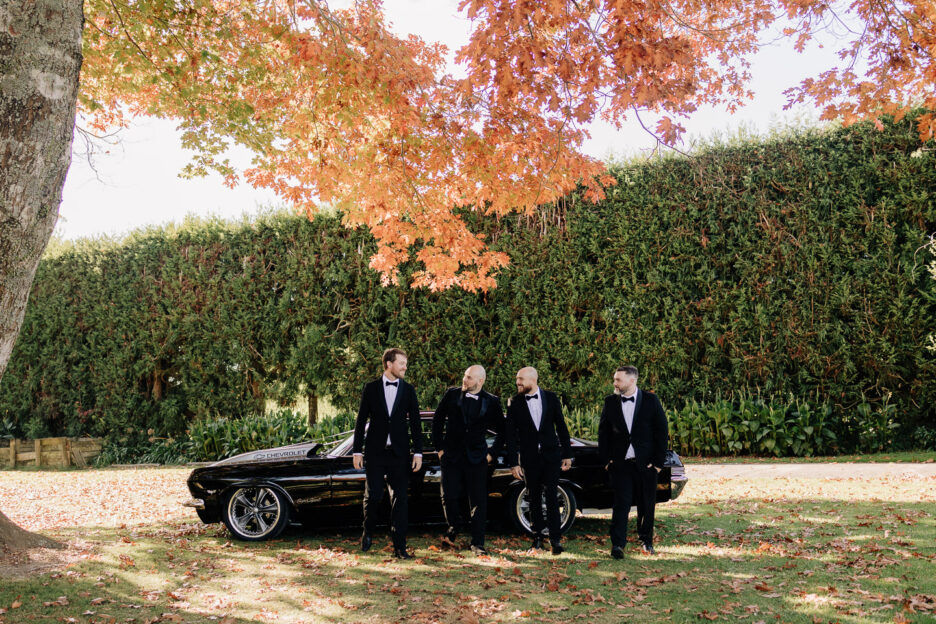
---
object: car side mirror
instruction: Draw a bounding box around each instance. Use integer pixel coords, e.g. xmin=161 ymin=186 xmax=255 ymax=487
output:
xmin=306 ymin=443 xmax=323 ymax=458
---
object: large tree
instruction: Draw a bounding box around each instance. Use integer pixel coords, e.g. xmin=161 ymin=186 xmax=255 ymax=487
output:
xmin=1 ymin=0 xmax=934 ymax=544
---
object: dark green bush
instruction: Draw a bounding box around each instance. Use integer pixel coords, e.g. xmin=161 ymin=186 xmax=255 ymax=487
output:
xmin=3 ymin=113 xmax=935 ymax=455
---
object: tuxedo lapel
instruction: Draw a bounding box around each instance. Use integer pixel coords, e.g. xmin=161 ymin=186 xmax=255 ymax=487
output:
xmin=388 ymin=379 xmax=403 ymax=419
xmin=521 ymin=396 xmax=535 ymax=430
xmin=457 ymin=391 xmax=469 ymax=426
xmin=633 ymin=389 xmax=643 ymax=430
xmin=375 ymin=381 xmax=390 ymax=420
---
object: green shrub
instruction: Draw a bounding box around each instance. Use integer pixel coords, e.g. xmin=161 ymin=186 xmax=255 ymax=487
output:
xmin=96 ymin=410 xmax=356 ymax=465
xmin=4 ymin=113 xmax=935 ymax=454
xmin=566 ymin=407 xmax=600 ymax=441
xmin=669 ymin=396 xmax=838 ymax=457
xmin=912 ymin=426 xmax=936 ymax=451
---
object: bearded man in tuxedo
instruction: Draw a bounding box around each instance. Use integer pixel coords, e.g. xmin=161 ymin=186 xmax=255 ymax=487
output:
xmin=352 ymin=348 xmax=423 ymax=559
xmin=432 ymin=365 xmax=505 ymax=556
xmin=598 ymin=365 xmax=669 ymax=559
xmin=505 ymin=367 xmax=572 ymax=555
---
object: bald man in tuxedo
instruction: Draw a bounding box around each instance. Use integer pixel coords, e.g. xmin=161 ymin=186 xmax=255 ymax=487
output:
xmin=432 ymin=364 xmax=505 ymax=556
xmin=505 ymin=367 xmax=572 ymax=555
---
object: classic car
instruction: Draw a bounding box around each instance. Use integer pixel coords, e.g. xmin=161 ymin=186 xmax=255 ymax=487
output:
xmin=185 ymin=413 xmax=688 ymax=541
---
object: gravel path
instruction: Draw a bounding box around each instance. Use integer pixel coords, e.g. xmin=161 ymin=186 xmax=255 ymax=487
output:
xmin=687 ymin=462 xmax=936 ymax=479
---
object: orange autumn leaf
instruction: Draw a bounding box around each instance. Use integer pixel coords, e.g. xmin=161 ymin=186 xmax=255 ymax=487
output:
xmin=77 ymin=0 xmax=936 ymax=290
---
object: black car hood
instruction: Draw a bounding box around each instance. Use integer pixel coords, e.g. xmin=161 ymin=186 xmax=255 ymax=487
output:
xmin=212 ymin=441 xmax=321 ymax=466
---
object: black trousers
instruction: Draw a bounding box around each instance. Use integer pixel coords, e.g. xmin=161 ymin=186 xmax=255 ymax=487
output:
xmin=522 ymin=454 xmax=562 ymax=543
xmin=362 ymin=448 xmax=409 ymax=550
xmin=440 ymin=454 xmax=488 ymax=546
xmin=609 ymin=459 xmax=658 ymax=548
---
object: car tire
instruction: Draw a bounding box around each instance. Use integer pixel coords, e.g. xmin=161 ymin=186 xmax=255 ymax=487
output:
xmin=507 ymin=482 xmax=577 ymax=537
xmin=222 ymin=486 xmax=290 ymax=541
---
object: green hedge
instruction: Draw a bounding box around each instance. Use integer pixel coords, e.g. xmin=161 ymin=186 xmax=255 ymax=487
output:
xmin=2 ymin=113 xmax=934 ymax=454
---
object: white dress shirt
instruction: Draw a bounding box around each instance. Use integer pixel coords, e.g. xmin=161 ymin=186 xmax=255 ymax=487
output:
xmin=526 ymin=387 xmax=543 ymax=430
xmin=620 ymin=388 xmax=637 ymax=459
xmin=383 ymin=374 xmax=398 ymax=446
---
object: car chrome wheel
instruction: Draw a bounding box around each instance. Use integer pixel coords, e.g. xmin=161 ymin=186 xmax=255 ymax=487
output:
xmin=223 ymin=486 xmax=289 ymax=541
xmin=510 ymin=484 xmax=577 ymax=536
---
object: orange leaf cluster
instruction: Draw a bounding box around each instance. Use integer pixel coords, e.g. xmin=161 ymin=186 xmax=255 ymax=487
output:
xmin=79 ymin=0 xmax=936 ymax=289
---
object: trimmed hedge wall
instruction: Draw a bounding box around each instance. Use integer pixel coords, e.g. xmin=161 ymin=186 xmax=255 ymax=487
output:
xmin=1 ymin=114 xmax=934 ymax=453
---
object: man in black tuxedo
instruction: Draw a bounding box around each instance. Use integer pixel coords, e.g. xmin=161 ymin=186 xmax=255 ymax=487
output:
xmin=598 ymin=365 xmax=669 ymax=558
xmin=432 ymin=365 xmax=505 ymax=556
xmin=505 ymin=367 xmax=572 ymax=555
xmin=352 ymin=348 xmax=423 ymax=559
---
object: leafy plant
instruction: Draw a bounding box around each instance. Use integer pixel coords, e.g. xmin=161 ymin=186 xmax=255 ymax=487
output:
xmin=3 ymin=115 xmax=934 ymax=453
xmin=96 ymin=410 xmax=357 ymax=465
xmin=670 ymin=395 xmax=839 ymax=457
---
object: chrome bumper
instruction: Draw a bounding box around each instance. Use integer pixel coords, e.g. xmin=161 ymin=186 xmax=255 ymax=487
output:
xmin=182 ymin=498 xmax=205 ymax=510
xmin=670 ymin=465 xmax=687 ymax=500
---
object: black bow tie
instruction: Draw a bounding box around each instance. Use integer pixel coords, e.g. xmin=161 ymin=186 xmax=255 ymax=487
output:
xmin=385 ymin=381 xmax=398 ymax=387
xmin=621 ymin=396 xmax=634 ymax=403
xmin=525 ymin=394 xmax=538 ymax=401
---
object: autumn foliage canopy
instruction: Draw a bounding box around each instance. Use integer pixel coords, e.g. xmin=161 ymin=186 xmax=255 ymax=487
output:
xmin=80 ymin=0 xmax=936 ymax=290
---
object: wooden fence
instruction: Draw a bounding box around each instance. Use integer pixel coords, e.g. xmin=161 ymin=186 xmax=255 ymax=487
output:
xmin=0 ymin=437 xmax=103 ymax=468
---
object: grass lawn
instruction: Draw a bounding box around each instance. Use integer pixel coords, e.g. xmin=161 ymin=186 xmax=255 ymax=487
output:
xmin=1 ymin=468 xmax=934 ymax=623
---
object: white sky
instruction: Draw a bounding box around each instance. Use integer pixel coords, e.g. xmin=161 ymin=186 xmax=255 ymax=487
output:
xmin=56 ymin=0 xmax=844 ymax=241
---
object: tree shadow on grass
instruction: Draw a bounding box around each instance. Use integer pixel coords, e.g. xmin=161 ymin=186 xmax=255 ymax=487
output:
xmin=1 ymin=497 xmax=934 ymax=623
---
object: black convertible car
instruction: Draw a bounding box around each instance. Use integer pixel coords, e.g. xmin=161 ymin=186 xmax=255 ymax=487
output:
xmin=185 ymin=413 xmax=688 ymax=541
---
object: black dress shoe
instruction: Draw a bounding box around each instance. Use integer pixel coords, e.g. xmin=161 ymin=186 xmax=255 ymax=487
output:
xmin=530 ymin=537 xmax=544 ymax=550
xmin=470 ymin=544 xmax=489 ymax=556
xmin=393 ymin=548 xmax=413 ymax=560
xmin=611 ymin=546 xmax=624 ymax=560
xmin=441 ymin=529 xmax=457 ymax=549
xmin=551 ymin=543 xmax=564 ymax=556
xmin=641 ymin=541 xmax=656 ymax=555
xmin=361 ymin=534 xmax=372 ymax=552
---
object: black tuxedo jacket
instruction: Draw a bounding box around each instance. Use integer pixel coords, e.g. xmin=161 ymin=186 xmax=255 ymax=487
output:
xmin=432 ymin=387 xmax=505 ymax=464
xmin=598 ymin=389 xmax=669 ymax=468
xmin=505 ymin=389 xmax=572 ymax=467
xmin=352 ymin=378 xmax=423 ymax=457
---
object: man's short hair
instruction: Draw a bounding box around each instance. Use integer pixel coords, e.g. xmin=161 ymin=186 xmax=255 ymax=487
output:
xmin=616 ymin=365 xmax=639 ymax=378
xmin=382 ymin=348 xmax=407 ymax=367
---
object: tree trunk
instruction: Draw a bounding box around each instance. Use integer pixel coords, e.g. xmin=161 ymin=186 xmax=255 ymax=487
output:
xmin=307 ymin=393 xmax=318 ymax=427
xmin=0 ymin=509 xmax=61 ymax=551
xmin=0 ymin=0 xmax=84 ymax=544
xmin=0 ymin=0 xmax=83 ymax=382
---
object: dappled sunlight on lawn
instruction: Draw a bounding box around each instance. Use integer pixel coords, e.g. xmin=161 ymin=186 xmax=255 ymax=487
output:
xmin=1 ymin=468 xmax=935 ymax=622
